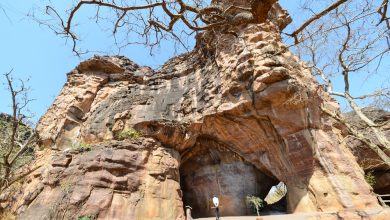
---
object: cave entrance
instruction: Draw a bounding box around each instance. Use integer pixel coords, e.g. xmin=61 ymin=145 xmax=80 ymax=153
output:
xmin=179 ymin=138 xmax=282 ymax=218
xmin=371 ymin=170 xmax=390 ymax=207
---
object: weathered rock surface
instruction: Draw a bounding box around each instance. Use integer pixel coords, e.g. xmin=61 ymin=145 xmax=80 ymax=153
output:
xmin=343 ymin=108 xmax=390 ymax=194
xmin=344 ymin=108 xmax=390 ymax=170
xmin=2 ymin=1 xmax=389 ymax=219
xmin=5 ymin=139 xmax=183 ymax=220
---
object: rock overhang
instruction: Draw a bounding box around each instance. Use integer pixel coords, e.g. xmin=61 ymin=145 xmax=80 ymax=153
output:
xmin=11 ymin=6 xmax=387 ymax=219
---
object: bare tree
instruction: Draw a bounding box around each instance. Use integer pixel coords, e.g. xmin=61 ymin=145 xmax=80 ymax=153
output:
xmin=30 ymin=0 xmax=278 ymax=55
xmin=0 ymin=70 xmax=39 ymax=194
xmin=284 ymin=0 xmax=390 ymax=168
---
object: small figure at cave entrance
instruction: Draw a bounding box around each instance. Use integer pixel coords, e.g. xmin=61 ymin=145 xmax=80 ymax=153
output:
xmin=212 ymin=195 xmax=220 ymax=220
xmin=185 ymin=206 xmax=193 ymax=220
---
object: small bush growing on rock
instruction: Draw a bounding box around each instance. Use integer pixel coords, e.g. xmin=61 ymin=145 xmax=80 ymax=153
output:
xmin=246 ymin=195 xmax=264 ymax=217
xmin=77 ymin=215 xmax=96 ymax=220
xmin=364 ymin=171 xmax=376 ymax=187
xmin=60 ymin=181 xmax=72 ymax=194
xmin=117 ymin=128 xmax=142 ymax=140
xmin=71 ymin=142 xmax=92 ymax=152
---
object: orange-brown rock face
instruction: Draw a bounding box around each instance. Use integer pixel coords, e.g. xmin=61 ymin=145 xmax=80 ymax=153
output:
xmin=13 ymin=139 xmax=183 ymax=220
xmin=4 ymin=2 xmax=389 ymax=220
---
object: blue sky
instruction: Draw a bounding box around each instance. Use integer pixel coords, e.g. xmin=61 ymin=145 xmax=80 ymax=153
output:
xmin=0 ymin=1 xmax=388 ymax=124
xmin=0 ymin=0 xmax=189 ymax=123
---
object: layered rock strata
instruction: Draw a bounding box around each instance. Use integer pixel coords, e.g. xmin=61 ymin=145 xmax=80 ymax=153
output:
xmin=2 ymin=1 xmax=389 ymax=219
xmin=15 ymin=139 xmax=183 ymax=219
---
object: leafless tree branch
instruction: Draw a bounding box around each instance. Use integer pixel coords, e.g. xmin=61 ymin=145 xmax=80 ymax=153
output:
xmin=0 ymin=71 xmax=39 ymax=193
xmin=288 ymin=0 xmax=349 ymax=44
xmin=34 ymin=0 xmax=278 ymax=55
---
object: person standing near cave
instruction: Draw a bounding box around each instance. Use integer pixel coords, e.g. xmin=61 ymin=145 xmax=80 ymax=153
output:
xmin=185 ymin=206 xmax=193 ymax=220
xmin=212 ymin=195 xmax=220 ymax=220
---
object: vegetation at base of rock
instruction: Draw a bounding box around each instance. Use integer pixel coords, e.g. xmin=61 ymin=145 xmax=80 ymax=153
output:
xmin=364 ymin=171 xmax=376 ymax=187
xmin=116 ymin=128 xmax=142 ymax=140
xmin=246 ymin=195 xmax=264 ymax=216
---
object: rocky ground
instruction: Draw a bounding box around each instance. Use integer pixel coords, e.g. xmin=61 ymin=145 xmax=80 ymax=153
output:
xmin=196 ymin=208 xmax=390 ymax=220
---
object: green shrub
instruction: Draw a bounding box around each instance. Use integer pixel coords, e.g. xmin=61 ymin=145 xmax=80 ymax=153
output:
xmin=246 ymin=195 xmax=264 ymax=216
xmin=71 ymin=142 xmax=92 ymax=152
xmin=365 ymin=171 xmax=376 ymax=187
xmin=117 ymin=128 xmax=142 ymax=140
xmin=77 ymin=215 xmax=96 ymax=220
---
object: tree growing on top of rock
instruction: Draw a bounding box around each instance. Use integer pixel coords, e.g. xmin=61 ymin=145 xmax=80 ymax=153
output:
xmin=36 ymin=0 xmax=390 ymax=168
xmin=32 ymin=0 xmax=280 ymax=55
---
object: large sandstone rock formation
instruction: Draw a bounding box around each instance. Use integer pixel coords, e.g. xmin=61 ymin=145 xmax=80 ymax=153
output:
xmin=2 ymin=1 xmax=389 ymax=219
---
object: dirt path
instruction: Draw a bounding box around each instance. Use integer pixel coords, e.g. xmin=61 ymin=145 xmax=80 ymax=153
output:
xmin=195 ymin=213 xmax=317 ymax=220
xmin=195 ymin=208 xmax=390 ymax=220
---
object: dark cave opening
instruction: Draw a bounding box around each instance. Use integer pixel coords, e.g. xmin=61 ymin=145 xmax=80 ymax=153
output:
xmin=371 ymin=170 xmax=390 ymax=207
xmin=179 ymin=138 xmax=284 ymax=218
